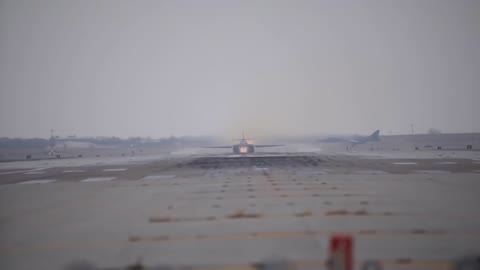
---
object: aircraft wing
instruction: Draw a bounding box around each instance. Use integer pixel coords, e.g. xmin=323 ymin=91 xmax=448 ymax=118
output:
xmin=255 ymin=144 xmax=284 ymax=148
xmin=204 ymin=146 xmax=233 ymax=149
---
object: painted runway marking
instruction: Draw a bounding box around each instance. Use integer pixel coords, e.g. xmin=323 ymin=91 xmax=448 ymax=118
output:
xmin=355 ymin=170 xmax=387 ymax=175
xmin=142 ymin=175 xmax=176 ymax=180
xmin=23 ymin=171 xmax=45 ymax=175
xmin=103 ymin=168 xmax=127 ymax=172
xmin=436 ymin=161 xmax=457 ymax=165
xmin=0 ymin=170 xmax=32 ymax=175
xmin=0 ymin=167 xmax=50 ymax=175
xmin=18 ymin=179 xmax=56 ymax=185
xmin=393 ymin=162 xmax=417 ymax=165
xmin=415 ymin=170 xmax=450 ymax=174
xmin=63 ymin=170 xmax=85 ymax=173
xmin=296 ymin=170 xmax=328 ymax=175
xmin=2 ymin=229 xmax=479 ymax=254
xmin=81 ymin=177 xmax=115 ymax=183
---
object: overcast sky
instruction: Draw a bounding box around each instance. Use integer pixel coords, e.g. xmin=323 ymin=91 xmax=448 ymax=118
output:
xmin=1 ymin=0 xmax=479 ymax=138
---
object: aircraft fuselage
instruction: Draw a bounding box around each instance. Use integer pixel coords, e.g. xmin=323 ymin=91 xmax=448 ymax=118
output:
xmin=233 ymin=142 xmax=255 ymax=154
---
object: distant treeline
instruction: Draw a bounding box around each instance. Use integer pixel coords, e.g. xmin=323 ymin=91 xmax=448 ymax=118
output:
xmin=0 ymin=138 xmax=49 ymax=149
xmin=0 ymin=136 xmax=214 ymax=149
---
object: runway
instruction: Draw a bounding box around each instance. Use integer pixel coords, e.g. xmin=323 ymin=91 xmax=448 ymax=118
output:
xmin=1 ymin=149 xmax=480 ymax=269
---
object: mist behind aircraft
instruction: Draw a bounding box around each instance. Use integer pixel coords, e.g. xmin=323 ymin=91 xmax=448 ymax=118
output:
xmin=1 ymin=1 xmax=479 ymax=138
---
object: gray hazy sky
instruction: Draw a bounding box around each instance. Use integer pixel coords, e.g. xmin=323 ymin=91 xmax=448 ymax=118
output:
xmin=1 ymin=0 xmax=479 ymax=138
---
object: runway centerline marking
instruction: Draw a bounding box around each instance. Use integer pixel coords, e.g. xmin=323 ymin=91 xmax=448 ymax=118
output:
xmin=354 ymin=170 xmax=387 ymax=175
xmin=142 ymin=174 xmax=176 ymax=180
xmin=103 ymin=168 xmax=127 ymax=172
xmin=63 ymin=170 xmax=85 ymax=173
xmin=435 ymin=161 xmax=456 ymax=165
xmin=81 ymin=177 xmax=115 ymax=183
xmin=18 ymin=179 xmax=56 ymax=185
xmin=414 ymin=170 xmax=450 ymax=174
xmin=0 ymin=170 xmax=38 ymax=175
xmin=393 ymin=162 xmax=417 ymax=165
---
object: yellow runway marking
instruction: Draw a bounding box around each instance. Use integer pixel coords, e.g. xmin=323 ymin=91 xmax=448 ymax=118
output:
xmin=2 ymin=230 xmax=480 ymax=254
xmin=214 ymin=260 xmax=453 ymax=270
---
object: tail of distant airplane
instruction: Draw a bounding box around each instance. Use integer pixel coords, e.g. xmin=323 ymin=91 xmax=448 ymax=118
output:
xmin=370 ymin=130 xmax=380 ymax=140
xmin=235 ymin=132 xmax=250 ymax=141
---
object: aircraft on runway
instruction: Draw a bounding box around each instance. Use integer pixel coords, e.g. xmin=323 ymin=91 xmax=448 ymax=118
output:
xmin=319 ymin=130 xmax=381 ymax=146
xmin=206 ymin=133 xmax=283 ymax=154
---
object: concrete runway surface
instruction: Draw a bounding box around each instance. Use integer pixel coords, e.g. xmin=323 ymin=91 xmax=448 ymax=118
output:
xmin=1 ymin=147 xmax=480 ymax=270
